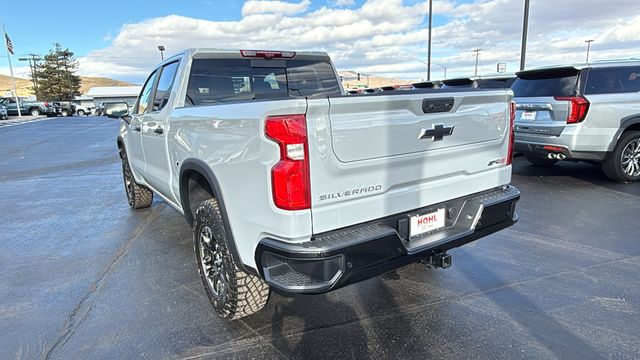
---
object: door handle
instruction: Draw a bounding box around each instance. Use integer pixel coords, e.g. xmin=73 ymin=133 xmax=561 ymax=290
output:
xmin=132 ymin=125 xmax=141 ymax=132
xmin=153 ymin=126 xmax=164 ymax=135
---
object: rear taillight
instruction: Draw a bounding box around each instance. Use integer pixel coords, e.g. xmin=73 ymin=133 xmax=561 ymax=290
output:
xmin=507 ymin=100 xmax=516 ymax=165
xmin=554 ymin=96 xmax=590 ymax=124
xmin=265 ymin=114 xmax=310 ymax=210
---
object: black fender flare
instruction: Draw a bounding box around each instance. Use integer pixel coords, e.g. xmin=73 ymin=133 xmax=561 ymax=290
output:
xmin=179 ymin=158 xmax=254 ymax=274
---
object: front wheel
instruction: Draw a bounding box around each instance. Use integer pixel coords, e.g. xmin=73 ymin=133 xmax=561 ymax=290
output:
xmin=193 ymin=199 xmax=270 ymax=320
xmin=120 ymin=150 xmax=153 ymax=208
xmin=77 ymin=109 xmax=85 ymax=116
xmin=525 ymin=152 xmax=558 ymax=166
xmin=603 ymin=131 xmax=640 ymax=182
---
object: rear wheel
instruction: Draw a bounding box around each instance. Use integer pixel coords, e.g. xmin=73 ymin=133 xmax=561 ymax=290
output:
xmin=62 ymin=110 xmax=69 ymax=117
xmin=77 ymin=109 xmax=85 ymax=116
xmin=603 ymin=131 xmax=640 ymax=182
xmin=30 ymin=108 xmax=40 ymax=116
xmin=120 ymin=149 xmax=153 ymax=208
xmin=525 ymin=152 xmax=558 ymax=166
xmin=193 ymin=198 xmax=270 ymax=320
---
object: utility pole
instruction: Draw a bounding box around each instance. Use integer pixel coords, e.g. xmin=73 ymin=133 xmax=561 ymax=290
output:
xmin=520 ymin=0 xmax=530 ymax=70
xmin=585 ymin=39 xmax=594 ymax=63
xmin=473 ymin=49 xmax=482 ymax=76
xmin=427 ymin=0 xmax=432 ymax=81
xmin=18 ymin=54 xmax=41 ymax=98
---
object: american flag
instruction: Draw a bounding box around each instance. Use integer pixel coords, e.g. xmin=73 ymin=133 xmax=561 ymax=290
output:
xmin=5 ymin=32 xmax=14 ymax=55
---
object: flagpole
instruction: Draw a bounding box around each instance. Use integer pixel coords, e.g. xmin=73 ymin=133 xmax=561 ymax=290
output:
xmin=3 ymin=23 xmax=21 ymax=117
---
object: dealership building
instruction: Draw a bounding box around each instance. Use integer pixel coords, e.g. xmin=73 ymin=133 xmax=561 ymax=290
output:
xmin=85 ymin=86 xmax=142 ymax=107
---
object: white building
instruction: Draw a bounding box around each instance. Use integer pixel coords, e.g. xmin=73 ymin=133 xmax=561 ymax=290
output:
xmin=85 ymin=86 xmax=142 ymax=107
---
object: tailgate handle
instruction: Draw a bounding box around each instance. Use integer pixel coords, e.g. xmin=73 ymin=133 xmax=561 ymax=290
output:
xmin=422 ymin=98 xmax=454 ymax=114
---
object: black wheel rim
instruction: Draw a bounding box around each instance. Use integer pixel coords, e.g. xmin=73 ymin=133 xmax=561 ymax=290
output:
xmin=198 ymin=225 xmax=227 ymax=305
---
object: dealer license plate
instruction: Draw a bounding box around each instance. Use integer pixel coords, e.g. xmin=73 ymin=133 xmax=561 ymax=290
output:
xmin=520 ymin=111 xmax=537 ymax=121
xmin=410 ymin=208 xmax=446 ymax=238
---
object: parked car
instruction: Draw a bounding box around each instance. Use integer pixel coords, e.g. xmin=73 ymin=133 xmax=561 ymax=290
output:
xmin=0 ymin=105 xmax=7 ymax=120
xmin=512 ymin=60 xmax=640 ymax=182
xmin=46 ymin=102 xmax=62 ymax=117
xmin=441 ymin=75 xmax=516 ymax=89
xmin=412 ymin=81 xmax=440 ymax=89
xmin=107 ymin=48 xmax=520 ymax=320
xmin=72 ymin=102 xmax=93 ymax=116
xmin=51 ymin=101 xmax=77 ymax=116
xmin=0 ymin=97 xmax=50 ymax=116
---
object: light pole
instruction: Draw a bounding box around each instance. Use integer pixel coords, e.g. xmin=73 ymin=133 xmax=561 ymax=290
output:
xmin=585 ymin=39 xmax=594 ymax=63
xmin=410 ymin=58 xmax=447 ymax=80
xmin=520 ymin=0 xmax=530 ymax=70
xmin=427 ymin=0 xmax=432 ymax=81
xmin=433 ymin=63 xmax=447 ymax=79
xmin=473 ymin=49 xmax=482 ymax=76
xmin=157 ymin=45 xmax=165 ymax=61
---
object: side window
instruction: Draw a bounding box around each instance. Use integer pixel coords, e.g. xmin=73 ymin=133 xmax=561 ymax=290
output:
xmin=135 ymin=70 xmax=158 ymax=114
xmin=585 ymin=67 xmax=640 ymax=95
xmin=153 ymin=61 xmax=180 ymax=112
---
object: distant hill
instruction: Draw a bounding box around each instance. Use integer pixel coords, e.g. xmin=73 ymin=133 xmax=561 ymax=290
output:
xmin=0 ymin=74 xmax=135 ymax=98
xmin=339 ymin=71 xmax=411 ymax=89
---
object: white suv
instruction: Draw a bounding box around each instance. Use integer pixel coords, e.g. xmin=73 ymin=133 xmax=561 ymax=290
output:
xmin=512 ymin=60 xmax=640 ymax=182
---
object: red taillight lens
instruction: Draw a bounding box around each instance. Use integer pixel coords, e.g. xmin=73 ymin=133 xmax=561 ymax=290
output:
xmin=265 ymin=114 xmax=310 ymax=210
xmin=554 ymin=96 xmax=590 ymax=124
xmin=507 ymin=100 xmax=516 ymax=165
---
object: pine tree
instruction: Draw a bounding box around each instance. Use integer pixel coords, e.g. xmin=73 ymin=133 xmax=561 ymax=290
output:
xmin=34 ymin=43 xmax=81 ymax=101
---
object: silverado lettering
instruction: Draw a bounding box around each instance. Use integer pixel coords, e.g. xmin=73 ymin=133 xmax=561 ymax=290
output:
xmin=319 ymin=184 xmax=383 ymax=201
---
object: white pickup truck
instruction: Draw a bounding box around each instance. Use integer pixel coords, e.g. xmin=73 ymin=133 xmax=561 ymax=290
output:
xmin=109 ymin=49 xmax=520 ymax=320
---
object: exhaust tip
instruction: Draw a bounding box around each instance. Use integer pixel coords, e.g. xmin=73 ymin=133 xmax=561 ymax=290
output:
xmin=557 ymin=154 xmax=567 ymax=160
xmin=548 ymin=153 xmax=557 ymax=159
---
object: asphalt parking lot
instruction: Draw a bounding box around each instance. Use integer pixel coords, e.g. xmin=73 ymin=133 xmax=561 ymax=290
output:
xmin=1 ymin=116 xmax=639 ymax=360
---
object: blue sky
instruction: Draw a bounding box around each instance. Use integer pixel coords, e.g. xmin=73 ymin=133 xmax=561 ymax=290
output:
xmin=2 ymin=0 xmax=639 ymax=84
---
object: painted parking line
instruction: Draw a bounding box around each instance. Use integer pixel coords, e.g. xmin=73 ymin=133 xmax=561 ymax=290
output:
xmin=0 ymin=116 xmax=55 ymax=128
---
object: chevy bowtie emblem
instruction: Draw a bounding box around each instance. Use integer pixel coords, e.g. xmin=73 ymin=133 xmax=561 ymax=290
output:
xmin=418 ymin=124 xmax=455 ymax=141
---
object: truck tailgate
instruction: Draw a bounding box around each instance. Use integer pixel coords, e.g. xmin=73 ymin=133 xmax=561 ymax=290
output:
xmin=329 ymin=93 xmax=507 ymax=162
xmin=306 ymin=90 xmax=513 ymax=234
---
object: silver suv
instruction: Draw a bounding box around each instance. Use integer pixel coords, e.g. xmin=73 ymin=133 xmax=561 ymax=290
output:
xmin=512 ymin=60 xmax=640 ymax=182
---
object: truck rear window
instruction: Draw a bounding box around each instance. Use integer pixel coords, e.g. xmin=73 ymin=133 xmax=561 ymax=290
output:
xmin=512 ymin=68 xmax=579 ymax=97
xmin=185 ymin=58 xmax=341 ymax=106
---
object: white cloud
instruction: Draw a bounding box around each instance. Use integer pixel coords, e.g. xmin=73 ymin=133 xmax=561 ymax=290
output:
xmin=31 ymin=0 xmax=640 ymax=83
xmin=242 ymin=0 xmax=311 ymax=16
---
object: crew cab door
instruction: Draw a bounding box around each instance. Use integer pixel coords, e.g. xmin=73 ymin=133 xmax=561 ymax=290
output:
xmin=127 ymin=70 xmax=158 ymax=180
xmin=140 ymin=60 xmax=180 ymax=202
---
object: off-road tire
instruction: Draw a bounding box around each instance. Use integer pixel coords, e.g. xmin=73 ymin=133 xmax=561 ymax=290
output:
xmin=525 ymin=152 xmax=558 ymax=166
xmin=193 ymin=199 xmax=269 ymax=320
xmin=602 ymin=131 xmax=640 ymax=183
xmin=120 ymin=150 xmax=153 ymax=208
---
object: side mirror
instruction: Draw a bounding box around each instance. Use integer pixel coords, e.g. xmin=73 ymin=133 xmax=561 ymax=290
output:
xmin=104 ymin=102 xmax=130 ymax=119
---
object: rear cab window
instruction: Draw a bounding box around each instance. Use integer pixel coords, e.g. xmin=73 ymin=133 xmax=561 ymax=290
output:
xmin=584 ymin=66 xmax=640 ymax=95
xmin=512 ymin=68 xmax=580 ymax=97
xmin=185 ymin=56 xmax=341 ymax=106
